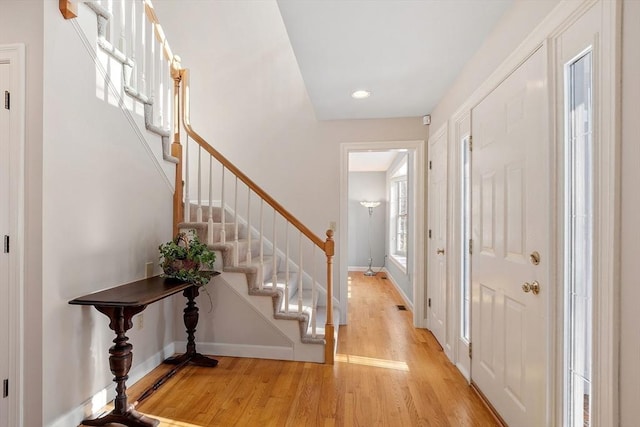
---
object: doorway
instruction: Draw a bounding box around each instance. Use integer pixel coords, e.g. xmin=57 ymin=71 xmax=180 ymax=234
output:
xmin=339 ymin=141 xmax=425 ymax=326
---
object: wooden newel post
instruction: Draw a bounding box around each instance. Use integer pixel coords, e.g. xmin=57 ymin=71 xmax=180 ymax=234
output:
xmin=324 ymin=229 xmax=335 ymax=365
xmin=171 ymin=67 xmax=183 ymax=236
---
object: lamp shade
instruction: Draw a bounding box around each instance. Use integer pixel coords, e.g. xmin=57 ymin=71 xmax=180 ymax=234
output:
xmin=360 ymin=201 xmax=381 ymax=209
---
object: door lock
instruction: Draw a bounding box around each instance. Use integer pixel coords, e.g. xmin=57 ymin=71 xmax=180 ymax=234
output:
xmin=522 ymin=281 xmax=540 ymax=295
xmin=529 ymin=251 xmax=541 ymax=265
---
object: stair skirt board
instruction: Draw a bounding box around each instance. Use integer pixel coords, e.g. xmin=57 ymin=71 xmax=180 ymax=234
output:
xmin=214 ymin=271 xmax=326 ymax=362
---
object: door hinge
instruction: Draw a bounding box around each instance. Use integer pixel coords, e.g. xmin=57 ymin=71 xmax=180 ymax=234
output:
xmin=469 ymin=238 xmax=473 ymax=255
xmin=428 ymin=229 xmax=432 ymax=239
xmin=429 ymin=160 xmax=432 ymax=170
xmin=428 ymin=298 xmax=431 ymax=308
xmin=3 ymin=235 xmax=9 ymax=253
xmin=468 ymin=135 xmax=473 ymax=152
xmin=469 ymin=343 xmax=473 ymax=359
xmin=4 ymin=91 xmax=9 ymax=110
xmin=3 ymin=379 xmax=8 ymax=398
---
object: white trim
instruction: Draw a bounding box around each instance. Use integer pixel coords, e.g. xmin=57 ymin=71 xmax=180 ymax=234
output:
xmin=48 ymin=343 xmax=177 ymax=427
xmin=549 ymin=2 xmax=621 ymax=425
xmin=340 ymin=140 xmax=425 ymax=327
xmin=388 ymin=254 xmax=407 ymax=273
xmin=181 ymin=342 xmax=295 ymax=361
xmin=382 ymin=268 xmax=414 ymax=312
xmin=0 ymin=43 xmax=25 ymax=427
xmin=437 ymin=0 xmax=619 ymax=423
xmin=448 ymin=108 xmax=471 ymax=376
xmin=426 ymin=122 xmax=447 ymax=337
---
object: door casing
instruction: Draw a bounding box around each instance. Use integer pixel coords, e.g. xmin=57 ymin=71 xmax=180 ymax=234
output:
xmin=0 ymin=43 xmax=25 ymax=427
xmin=339 ymin=140 xmax=426 ymax=326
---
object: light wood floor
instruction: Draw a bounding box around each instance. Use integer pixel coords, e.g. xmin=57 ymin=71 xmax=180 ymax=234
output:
xmin=119 ymin=272 xmax=498 ymax=426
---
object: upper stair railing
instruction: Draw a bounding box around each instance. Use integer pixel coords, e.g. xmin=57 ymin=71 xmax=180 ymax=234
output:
xmin=61 ymin=0 xmax=336 ymax=364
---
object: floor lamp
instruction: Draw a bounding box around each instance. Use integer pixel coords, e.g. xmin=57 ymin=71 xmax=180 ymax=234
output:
xmin=360 ymin=201 xmax=381 ymax=276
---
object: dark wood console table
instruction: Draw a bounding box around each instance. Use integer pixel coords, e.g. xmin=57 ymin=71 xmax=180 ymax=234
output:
xmin=69 ymin=274 xmax=218 ymax=427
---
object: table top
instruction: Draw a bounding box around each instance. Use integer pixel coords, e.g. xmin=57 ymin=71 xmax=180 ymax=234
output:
xmin=68 ymin=275 xmax=194 ymax=307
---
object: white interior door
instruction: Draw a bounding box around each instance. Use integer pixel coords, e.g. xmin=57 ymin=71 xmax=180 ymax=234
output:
xmin=0 ymin=60 xmax=11 ymax=427
xmin=428 ymin=126 xmax=447 ymax=351
xmin=471 ymin=45 xmax=550 ymax=426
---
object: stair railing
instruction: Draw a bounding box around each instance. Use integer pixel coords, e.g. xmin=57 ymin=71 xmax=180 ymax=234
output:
xmin=61 ymin=0 xmax=335 ymax=364
xmin=176 ymin=69 xmax=335 ymax=363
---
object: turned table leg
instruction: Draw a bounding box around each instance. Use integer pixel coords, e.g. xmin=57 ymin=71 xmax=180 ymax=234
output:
xmin=164 ymin=286 xmax=218 ymax=367
xmin=82 ymin=305 xmax=159 ymax=427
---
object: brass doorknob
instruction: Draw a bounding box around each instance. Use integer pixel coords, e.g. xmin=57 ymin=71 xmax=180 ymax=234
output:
xmin=530 ymin=281 xmax=540 ymax=295
xmin=437 ymin=248 xmax=445 ymax=255
xmin=522 ymin=281 xmax=540 ymax=295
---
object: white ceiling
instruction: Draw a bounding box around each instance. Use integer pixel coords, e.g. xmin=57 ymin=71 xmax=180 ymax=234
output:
xmin=349 ymin=151 xmax=401 ymax=172
xmin=277 ymin=0 xmax=513 ymax=120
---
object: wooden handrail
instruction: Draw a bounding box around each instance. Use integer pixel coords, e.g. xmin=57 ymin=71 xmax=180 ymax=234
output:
xmin=179 ymin=68 xmax=327 ymax=252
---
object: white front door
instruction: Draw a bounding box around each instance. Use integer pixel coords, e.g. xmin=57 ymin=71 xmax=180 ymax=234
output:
xmin=428 ymin=126 xmax=447 ymax=352
xmin=471 ymin=45 xmax=550 ymax=426
xmin=0 ymin=59 xmax=11 ymax=427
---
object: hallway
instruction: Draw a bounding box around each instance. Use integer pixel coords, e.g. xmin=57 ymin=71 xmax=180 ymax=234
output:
xmin=114 ymin=272 xmax=498 ymax=426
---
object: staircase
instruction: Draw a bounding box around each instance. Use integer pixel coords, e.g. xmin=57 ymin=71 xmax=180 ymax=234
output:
xmin=179 ymin=204 xmax=334 ymax=362
xmin=63 ymin=0 xmax=337 ymax=363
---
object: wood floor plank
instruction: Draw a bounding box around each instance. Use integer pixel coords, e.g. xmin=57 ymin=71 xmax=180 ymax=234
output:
xmin=90 ymin=272 xmax=498 ymax=426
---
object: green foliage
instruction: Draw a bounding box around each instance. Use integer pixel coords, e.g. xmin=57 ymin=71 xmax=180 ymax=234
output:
xmin=159 ymin=231 xmax=216 ymax=286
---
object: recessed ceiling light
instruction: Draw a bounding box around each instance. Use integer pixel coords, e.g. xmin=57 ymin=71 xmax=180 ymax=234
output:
xmin=351 ymin=90 xmax=371 ymax=99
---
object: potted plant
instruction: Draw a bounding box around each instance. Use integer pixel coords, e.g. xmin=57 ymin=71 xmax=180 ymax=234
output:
xmin=159 ymin=231 xmax=216 ymax=286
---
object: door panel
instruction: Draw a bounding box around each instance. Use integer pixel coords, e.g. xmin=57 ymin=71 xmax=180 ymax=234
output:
xmin=0 ymin=60 xmax=10 ymax=427
xmin=428 ymin=126 xmax=447 ymax=351
xmin=471 ymin=45 xmax=549 ymax=426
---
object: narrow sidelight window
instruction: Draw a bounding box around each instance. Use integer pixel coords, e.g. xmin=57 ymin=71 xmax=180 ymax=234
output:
xmin=461 ymin=135 xmax=471 ymax=342
xmin=564 ymin=49 xmax=593 ymax=427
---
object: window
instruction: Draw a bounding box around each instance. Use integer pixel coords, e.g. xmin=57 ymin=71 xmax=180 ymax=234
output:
xmin=564 ymin=49 xmax=593 ymax=427
xmin=389 ymin=157 xmax=408 ymax=268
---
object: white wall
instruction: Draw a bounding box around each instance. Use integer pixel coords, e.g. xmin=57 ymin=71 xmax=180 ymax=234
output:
xmin=0 ymin=3 xmax=44 ymax=426
xmin=347 ymin=172 xmax=386 ymax=268
xmin=429 ymin=0 xmax=560 ymax=132
xmin=40 ymin=2 xmax=177 ymax=424
xmin=153 ymin=0 xmax=427 ymax=308
xmin=429 ymin=0 xmax=639 ymax=423
xmin=619 ymin=1 xmax=640 ymax=424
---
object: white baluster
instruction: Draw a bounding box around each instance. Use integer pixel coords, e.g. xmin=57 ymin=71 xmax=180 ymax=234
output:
xmin=312 ymin=245 xmax=317 ymax=338
xmin=285 ymin=223 xmax=289 ymax=314
xmin=184 ymin=136 xmax=190 ymax=223
xmin=246 ymin=189 xmax=252 ymax=264
xmin=259 ymin=200 xmax=264 ymax=290
xmin=148 ymin=10 xmax=155 ymax=104
xmin=140 ymin=2 xmax=147 ymax=94
xmin=196 ymin=146 xmax=202 ymax=222
xmin=207 ymin=155 xmax=213 ymax=245
xmin=157 ymin=45 xmax=164 ymax=126
xmin=272 ymin=211 xmax=278 ymax=291
xmin=128 ymin=1 xmax=136 ymax=89
xmin=106 ymin=0 xmax=114 ymax=43
xmin=233 ymin=177 xmax=239 ymax=267
xmin=220 ymin=167 xmax=226 ymax=244
xmin=119 ymin=0 xmax=126 ymax=53
xmin=298 ymin=232 xmax=303 ymax=314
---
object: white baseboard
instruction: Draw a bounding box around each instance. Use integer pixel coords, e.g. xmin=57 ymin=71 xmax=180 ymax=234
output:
xmin=48 ymin=340 xmax=300 ymax=426
xmin=179 ymin=341 xmax=295 ymax=361
xmin=47 ymin=343 xmax=176 ymax=427
xmin=382 ymin=268 xmax=414 ymax=311
xmin=348 ymin=266 xmax=385 ymax=272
